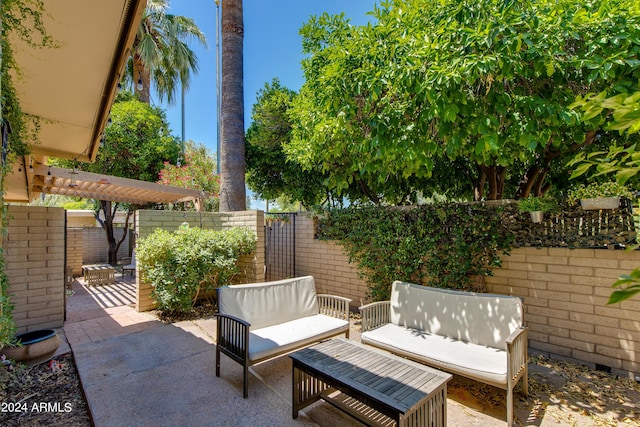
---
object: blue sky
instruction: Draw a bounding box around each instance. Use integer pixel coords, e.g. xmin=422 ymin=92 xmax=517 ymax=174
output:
xmin=160 ymin=0 xmax=376 ymax=146
xmin=156 ymin=1 xmax=376 ymax=207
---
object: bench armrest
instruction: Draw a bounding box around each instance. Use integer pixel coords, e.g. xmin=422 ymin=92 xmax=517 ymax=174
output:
xmin=216 ymin=313 xmax=251 ymax=365
xmin=359 ymin=301 xmax=390 ymax=333
xmin=506 ymin=326 xmax=528 ymax=387
xmin=317 ymin=294 xmax=352 ymax=321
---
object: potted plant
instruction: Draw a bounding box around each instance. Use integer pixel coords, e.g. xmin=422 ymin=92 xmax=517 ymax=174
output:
xmin=518 ymin=195 xmax=557 ymax=223
xmin=1 ymin=329 xmax=61 ymax=366
xmin=567 ymin=181 xmax=633 ymax=210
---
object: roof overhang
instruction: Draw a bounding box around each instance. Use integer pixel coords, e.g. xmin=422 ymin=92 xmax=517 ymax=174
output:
xmin=9 ymin=0 xmax=147 ymax=163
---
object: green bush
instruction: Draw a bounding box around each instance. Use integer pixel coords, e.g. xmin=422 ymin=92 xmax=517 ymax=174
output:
xmin=136 ymin=226 xmax=257 ymax=314
xmin=567 ymin=181 xmax=632 ymax=205
xmin=517 ymin=195 xmax=557 ymax=213
xmin=319 ymin=204 xmax=512 ymax=301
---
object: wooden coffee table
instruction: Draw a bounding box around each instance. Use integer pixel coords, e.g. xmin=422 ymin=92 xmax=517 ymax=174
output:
xmin=290 ymin=338 xmax=451 ymax=427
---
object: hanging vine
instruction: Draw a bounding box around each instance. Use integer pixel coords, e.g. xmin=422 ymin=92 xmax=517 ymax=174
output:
xmin=1 ymin=0 xmax=54 ymax=346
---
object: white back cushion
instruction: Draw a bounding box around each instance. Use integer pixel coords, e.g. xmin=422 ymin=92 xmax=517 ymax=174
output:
xmin=389 ymin=281 xmax=523 ymax=350
xmin=218 ymin=276 xmax=319 ymax=330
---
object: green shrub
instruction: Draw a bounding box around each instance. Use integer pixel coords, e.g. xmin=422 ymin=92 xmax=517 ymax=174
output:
xmin=319 ymin=204 xmax=512 ymax=301
xmin=567 ymin=181 xmax=632 ymax=205
xmin=517 ymin=195 xmax=557 ymax=213
xmin=136 ymin=226 xmax=257 ymax=314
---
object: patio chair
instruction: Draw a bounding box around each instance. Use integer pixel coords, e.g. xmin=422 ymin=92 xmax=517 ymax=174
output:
xmin=122 ymin=249 xmax=136 ymax=276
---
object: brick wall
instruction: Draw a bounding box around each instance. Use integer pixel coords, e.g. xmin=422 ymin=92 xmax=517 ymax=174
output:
xmin=485 ymin=247 xmax=640 ymax=378
xmin=293 ymin=213 xmax=640 ymax=378
xmin=135 ymin=210 xmax=265 ymax=312
xmin=66 ymin=228 xmax=83 ymax=277
xmin=65 ymin=226 xmax=130 ymax=277
xmin=81 ymin=227 xmax=130 ymax=265
xmin=294 ymin=214 xmax=368 ymax=305
xmin=3 ymin=205 xmax=65 ymax=333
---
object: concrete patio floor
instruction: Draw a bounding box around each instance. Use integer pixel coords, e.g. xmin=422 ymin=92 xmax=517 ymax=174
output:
xmin=56 ymin=277 xmax=638 ymax=427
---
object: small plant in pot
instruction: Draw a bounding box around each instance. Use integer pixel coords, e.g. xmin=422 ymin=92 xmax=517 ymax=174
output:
xmin=567 ymin=181 xmax=632 ymax=210
xmin=518 ymin=195 xmax=557 ymax=223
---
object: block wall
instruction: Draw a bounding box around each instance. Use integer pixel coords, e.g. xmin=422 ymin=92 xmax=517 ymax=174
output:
xmin=81 ymin=227 xmax=130 ymax=265
xmin=3 ymin=205 xmax=65 ymax=333
xmin=66 ymin=228 xmax=83 ymax=277
xmin=135 ymin=210 xmax=265 ymax=311
xmin=294 ymin=215 xmax=368 ymax=306
xmin=293 ymin=213 xmax=640 ymax=378
xmin=485 ymin=247 xmax=640 ymax=378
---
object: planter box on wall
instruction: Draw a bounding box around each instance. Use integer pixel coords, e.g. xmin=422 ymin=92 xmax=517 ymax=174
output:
xmin=580 ymin=197 xmax=621 ymax=210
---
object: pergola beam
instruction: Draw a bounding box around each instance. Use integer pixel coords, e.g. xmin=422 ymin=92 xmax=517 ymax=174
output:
xmin=32 ymin=165 xmax=206 ymax=206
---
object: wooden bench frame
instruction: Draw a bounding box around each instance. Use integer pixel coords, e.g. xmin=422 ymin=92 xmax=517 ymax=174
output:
xmin=360 ymin=283 xmax=528 ymax=427
xmin=216 ymin=293 xmax=351 ymax=398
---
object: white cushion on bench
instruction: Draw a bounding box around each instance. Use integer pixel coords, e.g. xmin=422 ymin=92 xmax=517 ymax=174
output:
xmin=249 ymin=314 xmax=349 ymax=361
xmin=390 ymin=281 xmax=523 ymax=351
xmin=218 ymin=276 xmax=319 ymax=330
xmin=361 ymin=323 xmax=508 ymax=387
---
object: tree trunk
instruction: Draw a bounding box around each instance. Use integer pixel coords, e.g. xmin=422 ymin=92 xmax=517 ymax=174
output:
xmin=133 ymin=53 xmax=151 ymax=104
xmin=476 ymin=164 xmax=505 ymax=200
xmin=96 ymin=201 xmax=130 ymax=266
xmin=515 ymin=166 xmax=551 ymax=198
xmin=219 ymin=0 xmax=246 ymax=211
xmin=473 ymin=165 xmax=487 ymax=201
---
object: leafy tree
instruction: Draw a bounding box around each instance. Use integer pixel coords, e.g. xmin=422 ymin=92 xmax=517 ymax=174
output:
xmin=29 ymin=194 xmax=93 ymax=210
xmin=158 ymin=141 xmax=220 ymax=211
xmin=219 ymin=0 xmax=247 ymax=211
xmin=126 ymin=0 xmax=207 ymax=104
xmin=267 ymin=196 xmax=302 ymax=213
xmin=569 ymin=90 xmax=640 ymax=304
xmin=246 ymin=79 xmax=327 ymax=208
xmin=287 ymin=0 xmax=640 ymax=204
xmin=54 ymin=92 xmax=181 ymax=265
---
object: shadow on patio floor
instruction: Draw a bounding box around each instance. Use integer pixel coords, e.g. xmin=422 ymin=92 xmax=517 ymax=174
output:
xmin=61 ymin=278 xmax=640 ymax=427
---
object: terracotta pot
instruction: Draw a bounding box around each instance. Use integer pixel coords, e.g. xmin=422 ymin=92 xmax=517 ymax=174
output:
xmin=1 ymin=329 xmax=61 ymax=366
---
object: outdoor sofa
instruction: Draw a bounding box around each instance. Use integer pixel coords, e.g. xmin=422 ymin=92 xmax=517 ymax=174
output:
xmin=215 ymin=275 xmax=351 ymax=397
xmin=359 ymin=280 xmax=528 ymax=427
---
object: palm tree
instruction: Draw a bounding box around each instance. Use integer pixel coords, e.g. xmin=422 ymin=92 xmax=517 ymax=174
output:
xmin=128 ymin=0 xmax=207 ymax=104
xmin=219 ymin=0 xmax=246 ymax=211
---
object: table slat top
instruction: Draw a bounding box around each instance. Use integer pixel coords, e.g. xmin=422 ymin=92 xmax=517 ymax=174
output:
xmin=290 ymin=338 xmax=451 ymax=413
xmin=82 ymin=264 xmax=114 ymax=270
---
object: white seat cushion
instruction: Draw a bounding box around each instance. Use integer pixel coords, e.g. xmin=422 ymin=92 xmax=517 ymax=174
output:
xmin=390 ymin=281 xmax=523 ymax=351
xmin=249 ymin=314 xmax=349 ymax=362
xmin=362 ymin=323 xmax=508 ymax=388
xmin=218 ymin=276 xmax=319 ymax=330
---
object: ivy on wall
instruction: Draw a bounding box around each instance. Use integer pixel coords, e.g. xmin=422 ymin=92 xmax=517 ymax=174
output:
xmin=1 ymin=0 xmax=53 ymax=346
xmin=318 ymin=200 xmax=637 ymax=301
xmin=318 ymin=204 xmax=513 ymax=301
